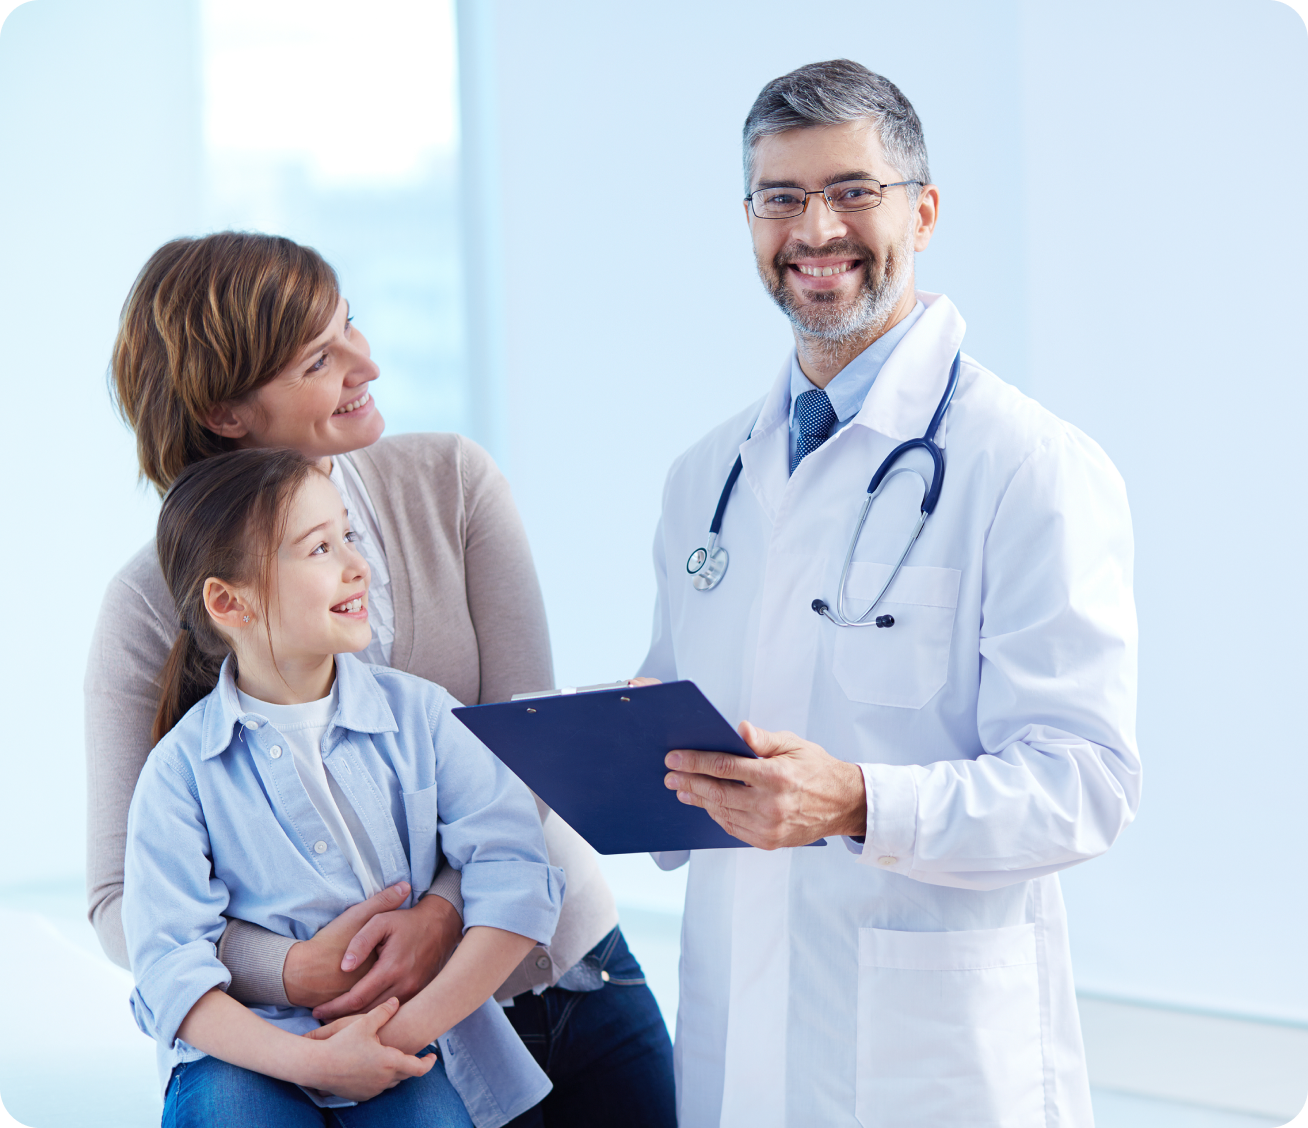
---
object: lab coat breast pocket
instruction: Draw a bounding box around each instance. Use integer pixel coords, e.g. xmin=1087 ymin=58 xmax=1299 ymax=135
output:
xmin=856 ymin=924 xmax=1045 ymax=1128
xmin=402 ymin=783 xmax=440 ymax=895
xmin=833 ymin=564 xmax=961 ymax=708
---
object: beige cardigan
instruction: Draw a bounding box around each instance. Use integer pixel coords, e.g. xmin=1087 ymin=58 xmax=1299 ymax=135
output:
xmin=85 ymin=433 xmax=617 ymax=1004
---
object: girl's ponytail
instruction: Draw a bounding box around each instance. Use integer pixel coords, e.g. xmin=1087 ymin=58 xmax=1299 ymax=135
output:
xmin=152 ymin=447 xmax=316 ymax=742
xmin=152 ymin=627 xmax=223 ymax=744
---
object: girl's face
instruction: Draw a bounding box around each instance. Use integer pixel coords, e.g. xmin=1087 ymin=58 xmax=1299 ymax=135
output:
xmin=242 ymin=473 xmax=374 ymax=677
xmin=211 ymin=297 xmax=386 ymax=459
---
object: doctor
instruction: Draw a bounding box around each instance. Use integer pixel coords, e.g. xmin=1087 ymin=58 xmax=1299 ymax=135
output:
xmin=638 ymin=60 xmax=1140 ymax=1128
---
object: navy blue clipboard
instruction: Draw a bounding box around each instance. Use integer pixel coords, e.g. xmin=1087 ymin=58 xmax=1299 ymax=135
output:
xmin=452 ymin=680 xmax=757 ymax=854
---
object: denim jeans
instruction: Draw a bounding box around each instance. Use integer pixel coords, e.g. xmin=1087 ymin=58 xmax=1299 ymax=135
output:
xmin=162 ymin=1046 xmax=473 ymax=1128
xmin=504 ymin=927 xmax=676 ymax=1128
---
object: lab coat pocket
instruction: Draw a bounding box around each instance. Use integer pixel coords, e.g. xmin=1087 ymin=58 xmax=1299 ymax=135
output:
xmin=833 ymin=564 xmax=960 ymax=708
xmin=402 ymin=783 xmax=440 ymax=896
xmin=855 ymin=923 xmax=1044 ymax=1128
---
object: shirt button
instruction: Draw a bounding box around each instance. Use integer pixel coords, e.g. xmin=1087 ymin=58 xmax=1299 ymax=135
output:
xmin=535 ymin=955 xmax=551 ymax=970
xmin=246 ymin=720 xmax=260 ymax=729
xmin=878 ymin=855 xmax=897 ymax=866
xmin=314 ymin=841 xmax=328 ymax=854
xmin=269 ymin=746 xmax=282 ymax=759
xmin=601 ymin=970 xmax=610 ymax=982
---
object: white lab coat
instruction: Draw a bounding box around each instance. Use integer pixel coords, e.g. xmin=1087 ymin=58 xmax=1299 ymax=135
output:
xmin=638 ymin=293 xmax=1140 ymax=1128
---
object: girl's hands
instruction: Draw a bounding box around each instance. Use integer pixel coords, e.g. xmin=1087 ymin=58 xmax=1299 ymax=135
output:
xmin=303 ymin=996 xmax=436 ymax=1102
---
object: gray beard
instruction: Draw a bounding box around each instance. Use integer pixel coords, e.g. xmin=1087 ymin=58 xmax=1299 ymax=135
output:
xmin=762 ymin=223 xmax=916 ymax=354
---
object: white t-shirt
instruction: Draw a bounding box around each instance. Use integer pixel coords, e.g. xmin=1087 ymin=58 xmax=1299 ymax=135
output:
xmin=329 ymin=454 xmax=395 ymax=667
xmin=235 ymin=680 xmax=385 ymax=899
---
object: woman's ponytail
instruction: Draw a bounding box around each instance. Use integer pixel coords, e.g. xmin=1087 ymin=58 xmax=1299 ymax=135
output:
xmin=152 ymin=447 xmax=316 ymax=742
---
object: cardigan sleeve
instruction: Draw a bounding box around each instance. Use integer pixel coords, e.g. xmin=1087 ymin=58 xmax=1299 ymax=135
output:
xmin=459 ymin=437 xmax=556 ymax=704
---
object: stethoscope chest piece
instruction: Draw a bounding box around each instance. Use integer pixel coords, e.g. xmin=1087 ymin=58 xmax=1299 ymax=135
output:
xmin=687 ymin=541 xmax=729 ymax=590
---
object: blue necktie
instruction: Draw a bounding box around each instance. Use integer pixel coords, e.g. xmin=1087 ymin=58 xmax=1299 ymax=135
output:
xmin=791 ymin=388 xmax=839 ymax=474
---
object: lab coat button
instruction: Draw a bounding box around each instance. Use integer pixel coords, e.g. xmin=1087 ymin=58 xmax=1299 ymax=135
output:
xmin=269 ymin=746 xmax=282 ymax=759
xmin=535 ymin=955 xmax=551 ymax=970
xmin=314 ymin=841 xmax=328 ymax=854
xmin=878 ymin=855 xmax=897 ymax=866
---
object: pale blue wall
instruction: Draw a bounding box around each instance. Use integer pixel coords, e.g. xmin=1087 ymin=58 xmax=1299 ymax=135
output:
xmin=1021 ymin=0 xmax=1308 ymax=1022
xmin=463 ymin=0 xmax=1308 ymax=1021
xmin=0 ymin=0 xmax=201 ymax=887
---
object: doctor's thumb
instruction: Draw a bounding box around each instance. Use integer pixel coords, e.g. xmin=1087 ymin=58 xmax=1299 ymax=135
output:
xmin=740 ymin=720 xmax=788 ymax=758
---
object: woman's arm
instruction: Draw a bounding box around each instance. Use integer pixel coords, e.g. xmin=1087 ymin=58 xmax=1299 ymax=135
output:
xmin=179 ymin=990 xmax=433 ymax=1102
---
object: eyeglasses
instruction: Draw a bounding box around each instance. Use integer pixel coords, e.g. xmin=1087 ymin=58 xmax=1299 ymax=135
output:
xmin=746 ymin=178 xmax=922 ymax=220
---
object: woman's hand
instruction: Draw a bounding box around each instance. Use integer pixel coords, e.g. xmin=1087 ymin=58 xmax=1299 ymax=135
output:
xmin=303 ymin=997 xmax=436 ymax=1103
xmin=310 ymin=891 xmax=464 ymax=1022
xmin=282 ymin=882 xmax=411 ymax=1008
xmin=628 ymin=677 xmax=661 ymax=687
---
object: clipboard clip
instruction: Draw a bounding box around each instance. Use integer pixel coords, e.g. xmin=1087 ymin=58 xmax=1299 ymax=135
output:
xmin=512 ymin=681 xmax=633 ymax=702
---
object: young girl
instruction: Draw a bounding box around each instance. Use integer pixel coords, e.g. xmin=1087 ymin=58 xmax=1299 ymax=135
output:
xmin=122 ymin=447 xmax=564 ymax=1128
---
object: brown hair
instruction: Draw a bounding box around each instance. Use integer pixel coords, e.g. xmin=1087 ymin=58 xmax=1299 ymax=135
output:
xmin=111 ymin=232 xmax=340 ymax=494
xmin=152 ymin=447 xmax=317 ymax=742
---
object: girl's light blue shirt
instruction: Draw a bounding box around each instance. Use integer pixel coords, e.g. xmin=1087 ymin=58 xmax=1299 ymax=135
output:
xmin=122 ymin=652 xmax=565 ymax=1128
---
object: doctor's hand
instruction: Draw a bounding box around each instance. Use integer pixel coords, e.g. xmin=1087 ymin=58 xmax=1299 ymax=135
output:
xmin=664 ymin=721 xmax=867 ymax=849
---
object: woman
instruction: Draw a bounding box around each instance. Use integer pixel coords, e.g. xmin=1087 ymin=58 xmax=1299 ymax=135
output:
xmin=85 ymin=231 xmax=675 ymax=1127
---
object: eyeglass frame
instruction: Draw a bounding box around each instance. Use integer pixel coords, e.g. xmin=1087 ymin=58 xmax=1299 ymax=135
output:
xmin=745 ymin=178 xmax=923 ymax=220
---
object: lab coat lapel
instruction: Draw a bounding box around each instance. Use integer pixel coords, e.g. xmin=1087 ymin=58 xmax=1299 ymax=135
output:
xmin=853 ymin=291 xmax=966 ymax=444
xmin=737 ymin=357 xmax=793 ymax=523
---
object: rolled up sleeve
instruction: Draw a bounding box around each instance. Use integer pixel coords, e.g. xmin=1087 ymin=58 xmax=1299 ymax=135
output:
xmin=429 ymin=700 xmax=565 ymax=944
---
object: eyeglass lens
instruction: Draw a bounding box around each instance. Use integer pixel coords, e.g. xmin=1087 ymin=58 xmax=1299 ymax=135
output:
xmin=750 ymin=180 xmax=885 ymax=219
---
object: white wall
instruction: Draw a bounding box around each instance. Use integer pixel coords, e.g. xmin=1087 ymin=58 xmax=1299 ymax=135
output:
xmin=461 ymin=0 xmax=1308 ymax=1021
xmin=0 ymin=0 xmax=201 ymax=886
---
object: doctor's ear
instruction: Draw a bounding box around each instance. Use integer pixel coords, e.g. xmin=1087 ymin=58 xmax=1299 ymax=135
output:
xmin=913 ymin=185 xmax=941 ymax=252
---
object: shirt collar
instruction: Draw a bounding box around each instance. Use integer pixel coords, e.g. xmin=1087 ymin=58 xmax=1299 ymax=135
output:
xmin=199 ymin=651 xmax=398 ymax=760
xmin=788 ymin=299 xmax=926 ymax=428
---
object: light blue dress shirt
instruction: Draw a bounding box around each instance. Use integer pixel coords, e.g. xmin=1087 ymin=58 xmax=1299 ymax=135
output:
xmin=123 ymin=651 xmax=565 ymax=1128
xmin=787 ymin=300 xmax=926 ymax=470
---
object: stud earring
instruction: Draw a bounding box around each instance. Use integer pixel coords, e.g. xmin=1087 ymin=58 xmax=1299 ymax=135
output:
xmin=242 ymin=615 xmax=250 ymax=623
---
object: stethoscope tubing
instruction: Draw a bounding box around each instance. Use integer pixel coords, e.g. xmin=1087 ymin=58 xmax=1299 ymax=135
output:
xmin=688 ymin=349 xmax=963 ymax=614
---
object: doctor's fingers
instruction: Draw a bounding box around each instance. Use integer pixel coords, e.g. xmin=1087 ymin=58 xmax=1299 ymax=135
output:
xmin=666 ymin=748 xmax=762 ymax=782
xmin=665 ymin=770 xmax=760 ymax=814
xmin=678 ymin=790 xmax=788 ymax=850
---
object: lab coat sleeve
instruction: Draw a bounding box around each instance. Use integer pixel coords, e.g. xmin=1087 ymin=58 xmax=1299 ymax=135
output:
xmin=855 ymin=426 xmax=1141 ymax=890
xmin=638 ymin=511 xmax=692 ymax=872
xmin=637 ymin=512 xmax=678 ymax=685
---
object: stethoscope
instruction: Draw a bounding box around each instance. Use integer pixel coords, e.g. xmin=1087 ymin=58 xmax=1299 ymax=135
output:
xmin=686 ymin=350 xmax=961 ymax=629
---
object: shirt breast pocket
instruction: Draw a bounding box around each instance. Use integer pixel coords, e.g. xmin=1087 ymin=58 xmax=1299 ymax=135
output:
xmin=832 ymin=563 xmax=961 ymax=709
xmin=402 ymin=783 xmax=439 ymax=895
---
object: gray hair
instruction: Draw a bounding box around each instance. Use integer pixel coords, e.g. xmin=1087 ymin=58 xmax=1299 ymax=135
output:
xmin=742 ymin=60 xmax=930 ymax=194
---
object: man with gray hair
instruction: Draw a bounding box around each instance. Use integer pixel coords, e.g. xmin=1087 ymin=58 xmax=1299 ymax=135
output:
xmin=640 ymin=60 xmax=1139 ymax=1127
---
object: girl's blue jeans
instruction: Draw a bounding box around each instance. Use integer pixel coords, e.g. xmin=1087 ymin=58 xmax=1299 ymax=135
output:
xmin=161 ymin=1046 xmax=474 ymax=1128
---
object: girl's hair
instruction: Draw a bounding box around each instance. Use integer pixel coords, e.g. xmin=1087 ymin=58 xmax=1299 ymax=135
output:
xmin=111 ymin=232 xmax=340 ymax=495
xmin=153 ymin=447 xmax=318 ymax=743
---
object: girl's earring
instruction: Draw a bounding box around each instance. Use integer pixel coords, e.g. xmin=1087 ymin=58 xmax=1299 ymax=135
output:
xmin=242 ymin=615 xmax=251 ymax=623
